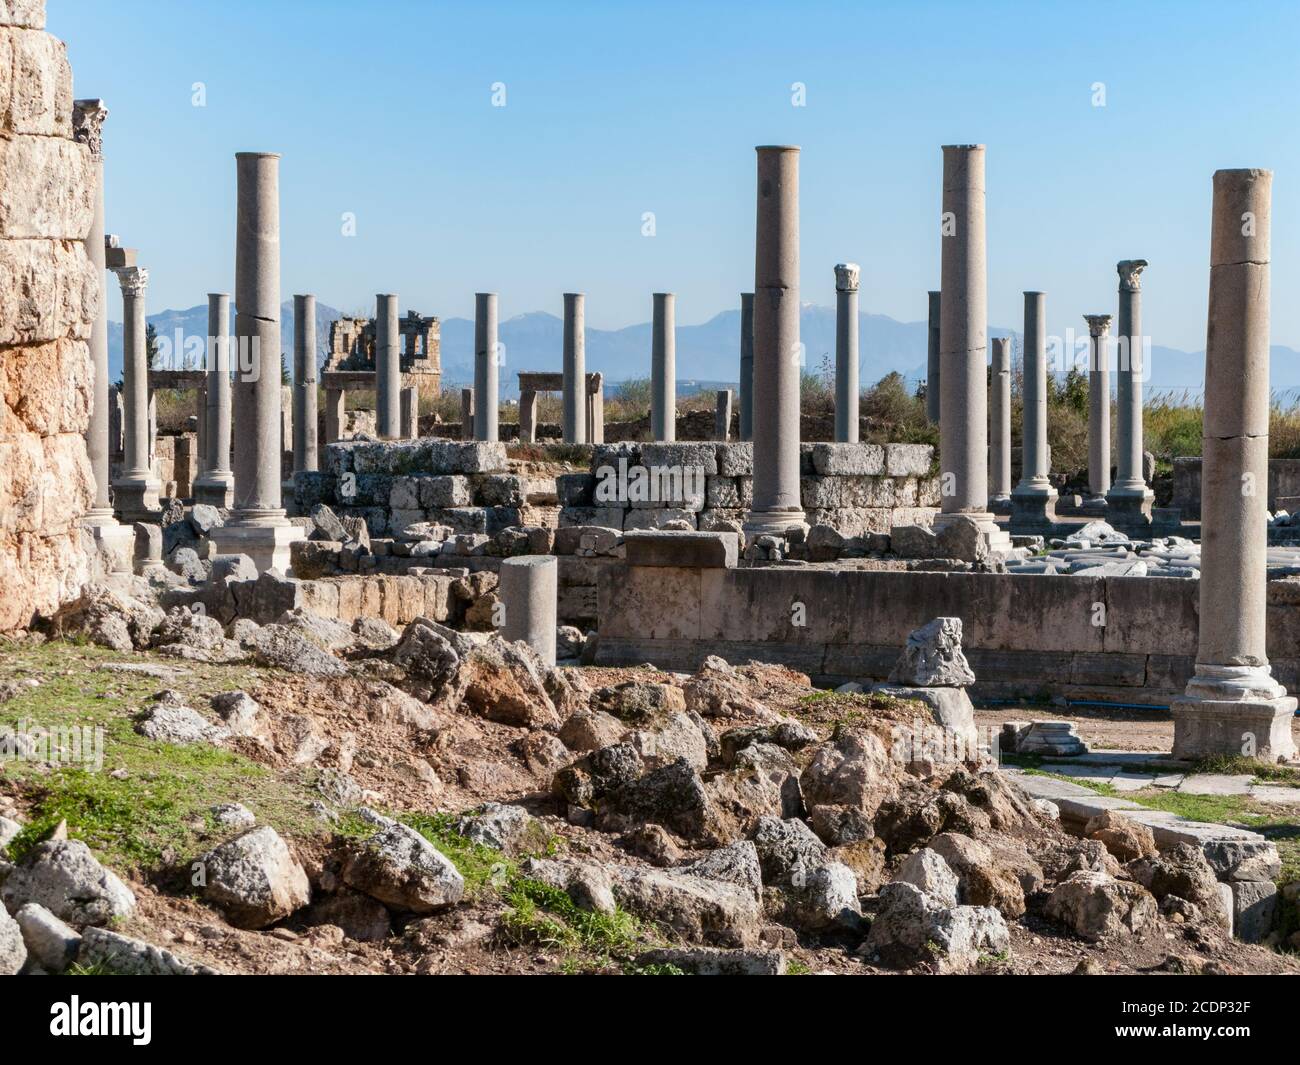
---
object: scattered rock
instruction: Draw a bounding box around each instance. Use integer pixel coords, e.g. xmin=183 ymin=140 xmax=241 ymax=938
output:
xmin=887 ymin=617 xmax=975 ymax=687
xmin=14 ymin=902 xmax=79 ymax=973
xmin=1085 ymin=809 xmax=1158 ymax=863
xmin=633 ymin=946 xmax=787 ymax=975
xmin=135 ymin=691 xmax=229 ymax=746
xmin=252 ymin=624 xmax=349 ymax=677
xmin=1 ymin=839 xmax=136 ymax=928
xmin=77 ymin=927 xmax=219 ymax=976
xmin=200 ymin=826 xmax=312 ymax=930
xmin=862 ymin=882 xmax=1008 ymax=972
xmin=0 ymin=903 xmax=26 ymax=975
xmin=341 ymin=817 xmax=465 ymax=914
xmin=1044 ymin=871 xmax=1157 ymax=942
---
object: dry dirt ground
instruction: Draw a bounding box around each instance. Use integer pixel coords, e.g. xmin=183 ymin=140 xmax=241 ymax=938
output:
xmin=2 ymin=640 xmax=1297 ymax=976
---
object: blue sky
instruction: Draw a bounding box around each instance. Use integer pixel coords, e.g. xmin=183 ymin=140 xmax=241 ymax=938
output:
xmin=53 ymin=0 xmax=1300 ymax=353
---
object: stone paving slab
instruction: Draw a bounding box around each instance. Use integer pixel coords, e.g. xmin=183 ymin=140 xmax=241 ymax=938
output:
xmin=1110 ymin=772 xmax=1161 ymax=792
xmin=1175 ymin=773 xmax=1255 ymax=796
xmin=1247 ymin=784 xmax=1300 ymax=805
xmin=1039 ymin=750 xmax=1191 ymax=770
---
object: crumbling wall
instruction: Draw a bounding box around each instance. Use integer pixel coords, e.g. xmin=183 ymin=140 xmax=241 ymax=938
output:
xmin=559 ymin=441 xmax=939 ymax=536
xmin=0 ymin=1 xmax=98 ymax=632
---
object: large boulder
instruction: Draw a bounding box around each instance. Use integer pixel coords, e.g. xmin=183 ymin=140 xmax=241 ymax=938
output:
xmin=1085 ymin=809 xmax=1158 ymax=863
xmin=49 ymin=582 xmax=163 ymax=652
xmin=800 ymin=727 xmax=895 ymax=816
xmin=135 ymin=691 xmax=229 ymax=746
xmin=200 ymin=826 xmax=312 ymax=929
xmin=862 ymin=882 xmax=1008 ymax=972
xmin=341 ymin=817 xmax=465 ymax=913
xmin=1125 ymin=843 xmax=1229 ymax=929
xmin=77 ymin=927 xmax=219 ymax=975
xmin=887 ymin=617 xmax=975 ymax=687
xmin=390 ymin=617 xmax=466 ymax=701
xmin=0 ymin=903 xmax=26 ymax=975
xmin=893 ymin=847 xmax=960 ymax=908
xmin=927 ymin=832 xmax=1027 ymax=917
xmin=751 ymin=816 xmax=828 ymax=886
xmin=14 ymin=903 xmax=80 ymax=973
xmin=1044 ymin=871 xmax=1157 ymax=941
xmin=597 ymin=757 xmax=718 ymax=843
xmin=458 ymin=637 xmax=560 ymax=729
xmin=1 ymin=840 xmax=136 ymax=928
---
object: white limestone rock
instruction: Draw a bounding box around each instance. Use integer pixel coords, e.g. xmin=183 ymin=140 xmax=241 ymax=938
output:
xmin=1 ymin=839 xmax=136 ymax=927
xmin=200 ymin=826 xmax=312 ymax=929
xmin=887 ymin=616 xmax=976 ymax=687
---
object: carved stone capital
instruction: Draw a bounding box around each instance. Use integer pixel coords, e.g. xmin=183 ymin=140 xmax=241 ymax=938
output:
xmin=72 ymin=98 xmax=109 ymax=157
xmin=114 ymin=265 xmax=148 ymax=298
xmin=834 ymin=262 xmax=860 ymax=292
xmin=1117 ymin=259 xmax=1148 ymax=292
xmin=1082 ymin=313 xmax=1112 ymax=336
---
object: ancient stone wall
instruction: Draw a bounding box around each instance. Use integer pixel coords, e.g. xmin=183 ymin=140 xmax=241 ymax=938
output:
xmin=559 ymin=441 xmax=939 ymax=536
xmin=1172 ymin=455 xmax=1300 ymax=521
xmin=0 ymin=2 xmax=98 ymax=632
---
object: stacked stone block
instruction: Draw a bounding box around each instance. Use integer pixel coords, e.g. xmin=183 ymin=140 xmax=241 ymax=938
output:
xmin=558 ymin=441 xmax=938 ymax=537
xmin=298 ymin=439 xmax=520 ymax=539
xmin=0 ymin=2 xmax=99 ymax=632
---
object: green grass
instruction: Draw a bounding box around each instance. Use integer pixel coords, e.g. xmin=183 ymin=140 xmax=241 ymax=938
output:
xmin=1189 ymin=754 xmax=1300 ymax=788
xmin=500 ymin=878 xmax=642 ymax=962
xmin=0 ymin=639 xmax=325 ymax=876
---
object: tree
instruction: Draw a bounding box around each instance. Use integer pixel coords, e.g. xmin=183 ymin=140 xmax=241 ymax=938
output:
xmin=145 ymin=323 xmax=160 ymax=369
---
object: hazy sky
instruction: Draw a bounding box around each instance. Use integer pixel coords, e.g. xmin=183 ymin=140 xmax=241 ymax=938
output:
xmin=54 ymin=0 xmax=1300 ymax=353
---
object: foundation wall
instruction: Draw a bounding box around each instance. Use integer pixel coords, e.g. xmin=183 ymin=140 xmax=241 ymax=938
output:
xmin=596 ymin=563 xmax=1300 ymax=704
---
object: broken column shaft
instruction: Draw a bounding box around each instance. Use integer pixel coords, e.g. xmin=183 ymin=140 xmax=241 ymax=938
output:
xmin=652 ymin=292 xmax=676 ymax=442
xmin=834 ymin=263 xmax=860 ymax=443
xmin=473 ymin=292 xmax=499 ymax=442
xmin=563 ymin=293 xmax=587 ymax=443
xmin=989 ymin=336 xmax=1011 ymax=506
xmin=193 ymin=292 xmax=235 ymax=506
xmin=375 ymin=293 xmax=400 ymax=440
xmin=292 ymin=294 xmax=318 ymax=476
xmin=1084 ymin=313 xmax=1113 ymax=504
xmin=1106 ymin=259 xmax=1154 ymax=529
xmin=1010 ymin=290 xmax=1057 ymax=532
xmin=499 ymin=555 xmax=558 ymax=667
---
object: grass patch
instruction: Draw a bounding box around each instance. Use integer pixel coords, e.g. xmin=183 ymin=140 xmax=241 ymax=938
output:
xmin=399 ymin=812 xmax=520 ymax=899
xmin=0 ymin=639 xmax=322 ymax=876
xmin=1189 ymin=754 xmax=1300 ymax=788
xmin=500 ymin=878 xmax=642 ymax=962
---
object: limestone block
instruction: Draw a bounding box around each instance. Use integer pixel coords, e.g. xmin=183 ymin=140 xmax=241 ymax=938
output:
xmin=417 ymin=475 xmax=470 ymax=508
xmin=429 ymin=507 xmax=488 ymax=534
xmin=475 ymin=474 xmax=525 ymax=506
xmin=0 ymin=238 xmax=97 ymax=346
xmin=0 ymin=2 xmax=47 ymax=29
xmin=838 ymin=476 xmax=894 ymax=508
xmin=811 ymin=442 xmax=884 ymax=476
xmin=557 ymin=472 xmax=595 ymax=507
xmin=0 ymin=338 xmax=90 ymax=436
xmin=886 ymin=443 xmax=933 ymax=477
xmin=624 ymin=531 xmax=738 ymax=569
xmin=559 ymin=506 xmax=625 ymax=530
xmin=706 ymin=476 xmax=742 ymax=509
xmin=799 ymin=476 xmax=840 ymax=510
xmin=0 ymin=134 xmax=93 ymax=238
xmin=2 ymin=26 xmax=71 ymax=136
xmin=640 ymin=441 xmax=718 ymax=476
xmin=716 ymin=442 xmax=753 ymax=477
xmin=425 ymin=440 xmax=508 ymax=474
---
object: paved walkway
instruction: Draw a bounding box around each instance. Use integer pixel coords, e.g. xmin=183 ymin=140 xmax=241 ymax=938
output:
xmin=1035 ymin=751 xmax=1300 ymax=805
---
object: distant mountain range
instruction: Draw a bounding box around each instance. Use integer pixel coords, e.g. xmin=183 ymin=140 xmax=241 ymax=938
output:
xmin=109 ymin=302 xmax=1300 ymax=400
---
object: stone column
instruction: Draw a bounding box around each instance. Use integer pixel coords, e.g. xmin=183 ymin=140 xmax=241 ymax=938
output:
xmin=716 ymin=389 xmax=732 ymax=441
xmin=834 ymin=263 xmax=860 ymax=443
xmin=1172 ymin=168 xmax=1295 ymax=761
xmin=208 ymin=152 xmax=303 ymax=572
xmin=562 ymin=293 xmax=587 ymax=443
xmin=739 ymin=292 xmax=755 ymax=441
xmin=193 ymin=293 xmax=235 ymax=507
xmin=926 ymin=290 xmax=941 ymax=424
xmin=989 ymin=336 xmax=1011 ymax=507
xmin=520 ymin=390 xmax=538 ymax=443
xmin=375 ymin=293 xmax=400 ymax=439
xmin=934 ymin=145 xmax=1006 ymax=549
xmin=73 ymin=99 xmax=133 ymax=570
xmin=195 ymin=385 xmax=208 ymax=479
xmin=1010 ymin=291 xmax=1057 ymax=532
xmin=587 ymin=374 xmax=605 ymax=444
xmin=400 ymin=386 xmax=419 ymax=439
xmin=111 ymin=265 xmax=161 ymax=522
xmin=324 ymin=387 xmax=344 ymax=445
xmin=1083 ymin=313 xmax=1113 ymax=504
xmin=291 ymin=295 xmax=318 ymax=481
xmin=746 ymin=145 xmax=805 ymax=535
xmin=1106 ymin=259 xmax=1154 ymax=528
xmin=651 ymin=292 xmax=676 ymax=441
xmin=473 ymin=292 xmax=499 ymax=442
xmin=499 ymin=555 xmax=558 ymax=666
xmin=461 ymin=388 xmax=474 ymax=438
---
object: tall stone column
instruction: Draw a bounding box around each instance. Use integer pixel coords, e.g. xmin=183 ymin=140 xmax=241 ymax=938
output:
xmin=934 ymin=145 xmax=1006 ymax=549
xmin=1083 ymin=313 xmax=1112 ymax=504
xmin=473 ymin=292 xmax=499 ymax=442
xmin=73 ymin=99 xmax=132 ymax=571
xmin=400 ymin=387 xmax=419 ymax=439
xmin=989 ymin=336 xmax=1011 ymax=507
xmin=292 ymin=294 xmax=318 ymax=481
xmin=739 ymin=292 xmax=754 ymax=441
xmin=1010 ymin=291 xmax=1057 ymax=532
xmin=460 ymin=388 xmax=474 ymax=438
xmin=209 ymin=152 xmax=303 ymax=572
xmin=1172 ymin=169 xmax=1295 ymax=761
xmin=745 ymin=145 xmax=805 ymax=535
xmin=111 ymin=265 xmax=161 ymax=522
xmin=375 ymin=293 xmax=400 ymax=439
xmin=1106 ymin=259 xmax=1154 ymax=529
xmin=716 ymin=389 xmax=732 ymax=441
xmin=562 ymin=293 xmax=587 ymax=443
xmin=652 ymin=292 xmax=676 ymax=441
xmin=193 ymin=293 xmax=234 ymax=506
xmin=834 ymin=263 xmax=860 ymax=443
xmin=926 ymin=290 xmax=941 ymax=424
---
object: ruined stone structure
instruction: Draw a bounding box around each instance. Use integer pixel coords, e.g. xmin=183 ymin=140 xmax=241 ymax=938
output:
xmin=517 ymin=370 xmax=604 ymax=444
xmin=834 ymin=263 xmax=860 ymax=444
xmin=0 ymin=6 xmax=99 ymax=631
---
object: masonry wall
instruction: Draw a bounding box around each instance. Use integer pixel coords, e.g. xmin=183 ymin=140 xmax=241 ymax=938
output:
xmin=0 ymin=2 xmax=98 ymax=632
xmin=560 ymin=441 xmax=939 ymax=535
xmin=596 ymin=562 xmax=1300 ymax=704
xmin=1173 ymin=456 xmax=1300 ymax=520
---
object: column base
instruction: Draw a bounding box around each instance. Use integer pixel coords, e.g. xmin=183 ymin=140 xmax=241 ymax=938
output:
xmin=1104 ymin=483 xmax=1154 ymax=535
xmin=208 ymin=512 xmax=305 ymax=574
xmin=192 ymin=471 xmax=235 ymax=508
xmin=931 ymin=510 xmax=1012 ymax=555
xmin=82 ymin=515 xmax=135 ymax=575
xmin=1010 ymin=484 xmax=1058 ymax=536
xmin=1171 ymin=666 xmax=1297 ymax=762
xmin=743 ymin=507 xmax=808 ymax=539
xmin=988 ymin=493 xmax=1012 ymax=516
xmin=112 ymin=475 xmax=162 ymax=524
